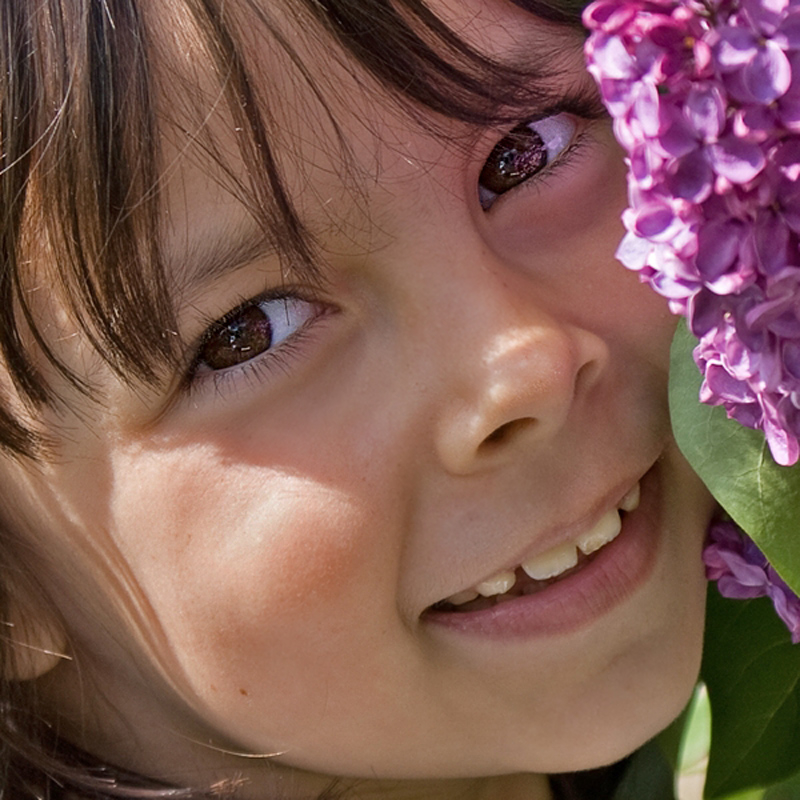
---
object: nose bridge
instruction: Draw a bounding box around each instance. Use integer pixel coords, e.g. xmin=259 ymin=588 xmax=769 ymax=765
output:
xmin=417 ymin=263 xmax=608 ymax=475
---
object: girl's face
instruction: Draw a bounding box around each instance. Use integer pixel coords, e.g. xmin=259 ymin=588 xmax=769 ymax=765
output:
xmin=10 ymin=0 xmax=715 ymax=796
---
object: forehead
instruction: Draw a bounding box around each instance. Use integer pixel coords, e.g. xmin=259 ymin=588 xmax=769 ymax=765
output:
xmin=152 ymin=0 xmax=586 ymax=294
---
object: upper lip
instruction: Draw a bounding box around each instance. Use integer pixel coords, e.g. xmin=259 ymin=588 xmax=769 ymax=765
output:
xmin=428 ymin=461 xmax=656 ymax=608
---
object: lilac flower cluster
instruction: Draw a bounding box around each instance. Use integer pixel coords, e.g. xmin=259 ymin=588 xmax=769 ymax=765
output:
xmin=584 ymin=0 xmax=800 ymax=465
xmin=704 ymin=519 xmax=800 ymax=641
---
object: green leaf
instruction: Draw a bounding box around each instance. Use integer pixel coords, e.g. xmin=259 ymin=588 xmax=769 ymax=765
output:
xmin=669 ymin=322 xmax=800 ymax=594
xmin=701 ymin=588 xmax=800 ymax=797
xmin=677 ymin=683 xmax=711 ymax=778
xmin=762 ymin=766 xmax=800 ymax=799
xmin=610 ymin=739 xmax=676 ymax=800
xmin=675 ymin=682 xmax=711 ymax=800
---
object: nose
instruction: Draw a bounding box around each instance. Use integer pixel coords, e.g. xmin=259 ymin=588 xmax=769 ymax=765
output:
xmin=431 ymin=287 xmax=609 ymax=476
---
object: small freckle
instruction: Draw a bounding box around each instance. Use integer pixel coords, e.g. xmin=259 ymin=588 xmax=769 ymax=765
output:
xmin=239 ymin=688 xmax=248 ymax=696
xmin=210 ymin=684 xmax=218 ymax=692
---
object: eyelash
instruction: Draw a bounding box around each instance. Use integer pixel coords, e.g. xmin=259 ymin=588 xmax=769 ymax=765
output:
xmin=183 ymin=290 xmax=333 ymax=398
xmin=489 ymin=128 xmax=592 ymax=203
xmin=479 ymin=97 xmax=609 ymax=210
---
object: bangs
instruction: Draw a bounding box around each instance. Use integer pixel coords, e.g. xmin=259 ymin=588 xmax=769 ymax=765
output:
xmin=0 ymin=0 xmax=585 ymax=458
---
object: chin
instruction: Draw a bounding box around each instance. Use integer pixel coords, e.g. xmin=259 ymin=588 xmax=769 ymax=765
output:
xmin=537 ymin=634 xmax=704 ymax=774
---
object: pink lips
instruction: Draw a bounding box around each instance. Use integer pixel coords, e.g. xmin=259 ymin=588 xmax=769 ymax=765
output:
xmin=423 ymin=465 xmax=662 ymax=638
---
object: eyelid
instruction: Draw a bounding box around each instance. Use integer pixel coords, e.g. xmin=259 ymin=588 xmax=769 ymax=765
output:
xmin=190 ymin=317 xmax=327 ymax=399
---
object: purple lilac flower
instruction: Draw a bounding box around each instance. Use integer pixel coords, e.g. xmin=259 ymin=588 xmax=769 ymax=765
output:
xmin=584 ymin=0 xmax=800 ymax=465
xmin=704 ymin=520 xmax=800 ymax=641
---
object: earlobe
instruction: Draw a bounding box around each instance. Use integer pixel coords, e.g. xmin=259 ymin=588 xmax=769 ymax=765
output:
xmin=2 ymin=604 xmax=70 ymax=682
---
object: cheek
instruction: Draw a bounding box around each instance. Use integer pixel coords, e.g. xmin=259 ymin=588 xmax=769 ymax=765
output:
xmin=105 ymin=439 xmax=397 ymax=719
xmin=479 ymin=126 xmax=678 ymax=363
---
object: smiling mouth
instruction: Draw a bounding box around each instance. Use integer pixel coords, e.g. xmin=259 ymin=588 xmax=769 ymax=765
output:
xmin=429 ymin=482 xmax=641 ymax=614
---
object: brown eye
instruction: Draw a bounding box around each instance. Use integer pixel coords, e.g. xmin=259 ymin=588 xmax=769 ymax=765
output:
xmin=197 ymin=297 xmax=317 ymax=372
xmin=480 ymin=125 xmax=548 ymax=194
xmin=479 ymin=114 xmax=576 ymax=210
xmin=200 ymin=305 xmax=272 ymax=371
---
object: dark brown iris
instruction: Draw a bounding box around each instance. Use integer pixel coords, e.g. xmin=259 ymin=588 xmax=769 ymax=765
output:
xmin=199 ymin=305 xmax=273 ymax=370
xmin=479 ymin=123 xmax=548 ymax=195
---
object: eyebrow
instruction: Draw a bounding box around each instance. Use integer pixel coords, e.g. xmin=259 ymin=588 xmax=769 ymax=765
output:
xmin=167 ymin=222 xmax=283 ymax=298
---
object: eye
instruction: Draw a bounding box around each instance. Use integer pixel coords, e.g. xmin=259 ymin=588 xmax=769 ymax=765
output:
xmin=195 ymin=296 xmax=318 ymax=373
xmin=478 ymin=113 xmax=576 ymax=210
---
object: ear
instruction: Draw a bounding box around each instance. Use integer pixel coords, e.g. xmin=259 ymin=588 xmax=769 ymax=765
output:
xmin=2 ymin=599 xmax=70 ymax=682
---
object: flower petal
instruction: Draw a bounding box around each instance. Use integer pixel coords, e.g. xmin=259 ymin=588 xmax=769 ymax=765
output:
xmin=707 ymin=137 xmax=766 ymax=182
xmin=743 ymin=40 xmax=793 ymax=102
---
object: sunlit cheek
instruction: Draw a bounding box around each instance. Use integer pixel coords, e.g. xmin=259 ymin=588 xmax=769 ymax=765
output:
xmin=106 ymin=444 xmax=393 ymax=710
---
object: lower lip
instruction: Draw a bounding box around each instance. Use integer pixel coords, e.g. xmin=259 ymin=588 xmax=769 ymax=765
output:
xmin=423 ymin=464 xmax=662 ymax=639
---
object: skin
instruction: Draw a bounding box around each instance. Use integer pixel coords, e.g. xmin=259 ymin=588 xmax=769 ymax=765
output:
xmin=3 ymin=1 xmax=715 ymax=798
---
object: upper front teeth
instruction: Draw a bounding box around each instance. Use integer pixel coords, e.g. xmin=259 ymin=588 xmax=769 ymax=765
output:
xmin=575 ymin=508 xmax=622 ymax=555
xmin=520 ymin=541 xmax=578 ymax=580
xmin=522 ymin=507 xmax=620 ymax=582
xmin=619 ymin=483 xmax=640 ymax=512
xmin=475 ymin=570 xmax=516 ymax=598
xmin=448 ymin=482 xmax=641 ymax=602
xmin=446 ymin=588 xmax=480 ymax=605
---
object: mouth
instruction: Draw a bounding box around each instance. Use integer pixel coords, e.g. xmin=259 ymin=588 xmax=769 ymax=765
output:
xmin=423 ymin=464 xmax=661 ymax=637
xmin=430 ymin=483 xmax=641 ymax=614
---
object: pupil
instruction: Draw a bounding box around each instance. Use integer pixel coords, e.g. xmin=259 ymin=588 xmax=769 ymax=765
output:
xmin=480 ymin=125 xmax=547 ymax=195
xmin=201 ymin=305 xmax=273 ymax=370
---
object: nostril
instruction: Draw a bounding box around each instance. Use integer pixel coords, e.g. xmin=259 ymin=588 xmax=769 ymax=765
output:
xmin=479 ymin=418 xmax=535 ymax=450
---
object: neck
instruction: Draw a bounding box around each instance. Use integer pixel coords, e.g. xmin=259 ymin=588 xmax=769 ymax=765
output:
xmin=288 ymin=773 xmax=555 ymax=800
